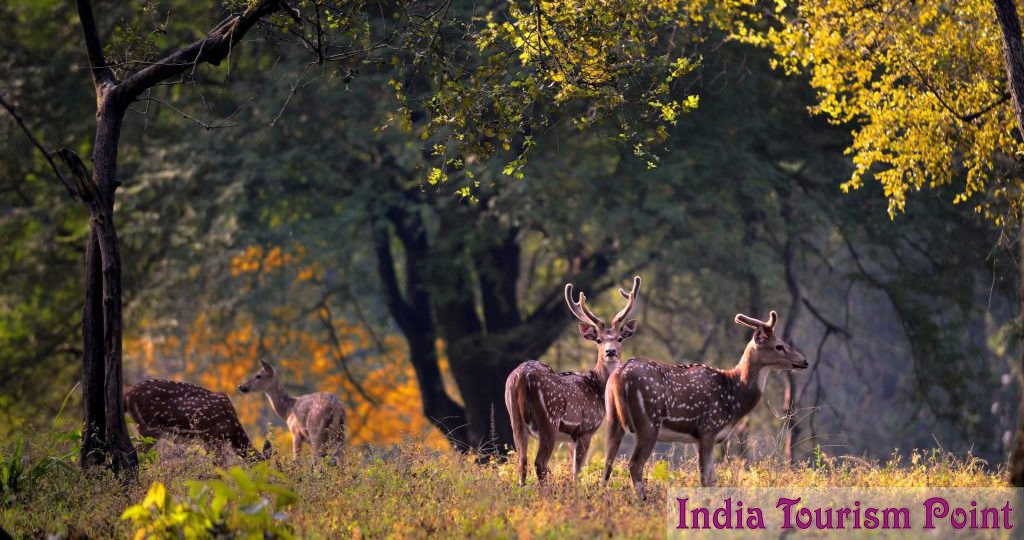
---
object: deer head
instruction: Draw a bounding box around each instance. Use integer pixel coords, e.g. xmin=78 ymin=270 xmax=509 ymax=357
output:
xmin=238 ymin=360 xmax=278 ymax=394
xmin=734 ymin=310 xmax=808 ymax=370
xmin=565 ymin=276 xmax=641 ymax=377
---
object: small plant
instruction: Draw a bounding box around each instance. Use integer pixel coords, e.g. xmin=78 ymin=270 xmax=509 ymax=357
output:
xmin=0 ymin=437 xmax=74 ymax=506
xmin=812 ymin=444 xmax=830 ymax=475
xmin=121 ymin=462 xmax=298 ymax=539
xmin=0 ymin=387 xmax=79 ymax=506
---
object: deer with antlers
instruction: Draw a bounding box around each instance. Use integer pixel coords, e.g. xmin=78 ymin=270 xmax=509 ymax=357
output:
xmin=125 ymin=379 xmax=272 ymax=461
xmin=238 ymin=360 xmax=347 ymax=464
xmin=504 ymin=276 xmax=641 ymax=485
xmin=603 ymin=310 xmax=807 ymax=498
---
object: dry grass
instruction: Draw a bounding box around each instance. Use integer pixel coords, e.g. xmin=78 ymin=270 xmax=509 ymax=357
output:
xmin=0 ymin=436 xmax=1006 ymax=539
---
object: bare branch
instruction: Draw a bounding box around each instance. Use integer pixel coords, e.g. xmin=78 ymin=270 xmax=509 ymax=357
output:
xmin=75 ymin=0 xmax=116 ymax=88
xmin=116 ymin=0 xmax=287 ymax=106
xmin=0 ymin=93 xmax=80 ymax=200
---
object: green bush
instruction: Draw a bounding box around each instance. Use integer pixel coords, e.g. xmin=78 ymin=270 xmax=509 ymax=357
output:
xmin=121 ymin=462 xmax=298 ymax=539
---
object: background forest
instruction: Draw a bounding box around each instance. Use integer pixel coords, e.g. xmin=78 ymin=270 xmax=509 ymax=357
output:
xmin=1 ymin=0 xmax=1022 ymax=495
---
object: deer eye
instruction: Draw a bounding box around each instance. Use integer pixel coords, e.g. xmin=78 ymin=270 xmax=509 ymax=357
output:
xmin=595 ymin=338 xmax=602 ymax=343
xmin=617 ymin=337 xmax=624 ymax=342
xmin=255 ymin=375 xmax=262 ymax=379
xmin=775 ymin=345 xmax=784 ymax=352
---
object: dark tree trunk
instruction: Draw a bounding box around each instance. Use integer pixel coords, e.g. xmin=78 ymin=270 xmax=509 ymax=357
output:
xmin=992 ymin=0 xmax=1024 ymax=487
xmin=781 ymin=233 xmax=802 ymax=466
xmin=373 ymin=189 xmax=613 ymax=455
xmin=407 ymin=334 xmax=472 ymax=450
xmin=90 ymin=105 xmax=137 ymax=474
xmin=66 ymin=0 xmax=287 ymax=475
xmin=372 ymin=210 xmax=472 ymax=451
xmin=80 ymin=227 xmax=106 ymax=466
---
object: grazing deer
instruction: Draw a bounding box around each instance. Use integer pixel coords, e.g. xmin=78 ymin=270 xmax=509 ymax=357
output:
xmin=238 ymin=360 xmax=346 ymax=463
xmin=603 ymin=310 xmax=807 ymax=498
xmin=125 ymin=379 xmax=272 ymax=461
xmin=504 ymin=276 xmax=641 ymax=485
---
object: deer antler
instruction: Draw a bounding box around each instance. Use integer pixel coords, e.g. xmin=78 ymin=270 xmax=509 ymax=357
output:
xmin=565 ymin=283 xmax=605 ymax=328
xmin=734 ymin=310 xmax=779 ymax=330
xmin=612 ymin=276 xmax=641 ymax=328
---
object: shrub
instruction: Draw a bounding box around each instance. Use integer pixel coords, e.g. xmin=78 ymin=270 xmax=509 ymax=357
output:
xmin=121 ymin=462 xmax=298 ymax=539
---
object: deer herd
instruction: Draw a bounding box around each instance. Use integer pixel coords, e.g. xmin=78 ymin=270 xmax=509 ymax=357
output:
xmin=124 ymin=275 xmax=805 ymax=499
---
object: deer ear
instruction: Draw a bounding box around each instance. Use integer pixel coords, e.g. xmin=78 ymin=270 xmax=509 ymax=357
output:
xmin=619 ymin=319 xmax=637 ymax=339
xmin=260 ymin=359 xmax=274 ymax=373
xmin=578 ymin=322 xmax=600 ymax=342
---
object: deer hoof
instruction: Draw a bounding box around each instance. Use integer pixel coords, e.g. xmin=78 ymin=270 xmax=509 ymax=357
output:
xmin=633 ymin=480 xmax=646 ymax=500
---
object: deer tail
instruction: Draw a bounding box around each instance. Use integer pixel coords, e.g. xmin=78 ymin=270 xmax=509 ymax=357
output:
xmin=504 ymin=366 xmax=530 ymax=453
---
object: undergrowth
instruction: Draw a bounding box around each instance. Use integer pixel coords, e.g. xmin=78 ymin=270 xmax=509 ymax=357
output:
xmin=0 ymin=435 xmax=1007 ymax=539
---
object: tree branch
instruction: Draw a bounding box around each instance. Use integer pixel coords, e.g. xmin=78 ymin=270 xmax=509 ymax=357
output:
xmin=75 ymin=0 xmax=116 ymax=88
xmin=0 ymin=93 xmax=81 ymax=200
xmin=115 ymin=0 xmax=286 ymax=105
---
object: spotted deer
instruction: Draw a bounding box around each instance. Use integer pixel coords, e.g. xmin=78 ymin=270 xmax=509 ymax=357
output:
xmin=238 ymin=360 xmax=346 ymax=463
xmin=604 ymin=310 xmax=807 ymax=498
xmin=125 ymin=379 xmax=272 ymax=461
xmin=504 ymin=276 xmax=641 ymax=485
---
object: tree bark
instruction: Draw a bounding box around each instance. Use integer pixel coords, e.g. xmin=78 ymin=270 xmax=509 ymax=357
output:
xmin=372 ymin=214 xmax=472 ymax=451
xmin=80 ymin=227 xmax=106 ymax=467
xmin=992 ymin=0 xmax=1024 ymax=487
xmin=781 ymin=233 xmax=802 ymax=466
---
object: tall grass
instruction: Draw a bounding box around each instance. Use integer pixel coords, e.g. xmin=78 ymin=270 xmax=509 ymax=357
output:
xmin=0 ymin=434 xmax=1006 ymax=539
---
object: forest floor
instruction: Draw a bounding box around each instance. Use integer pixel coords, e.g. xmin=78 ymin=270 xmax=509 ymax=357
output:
xmin=0 ymin=436 xmax=1008 ymax=539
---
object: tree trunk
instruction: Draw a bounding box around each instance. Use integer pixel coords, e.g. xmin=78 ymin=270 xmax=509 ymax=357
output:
xmin=443 ymin=330 xmax=523 ymax=455
xmin=76 ymin=104 xmax=138 ymax=474
xmin=80 ymin=227 xmax=106 ymax=467
xmin=66 ymin=0 xmax=285 ymax=474
xmin=992 ymin=0 xmax=1024 ymax=487
xmin=780 ymin=194 xmax=803 ymax=466
xmin=372 ymin=212 xmax=472 ymax=451
xmin=1012 ymin=217 xmax=1024 ymax=486
xmin=407 ymin=333 xmax=472 ymax=451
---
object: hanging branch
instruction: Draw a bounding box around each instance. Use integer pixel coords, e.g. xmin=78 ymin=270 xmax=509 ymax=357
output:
xmin=0 ymin=94 xmax=80 ymax=200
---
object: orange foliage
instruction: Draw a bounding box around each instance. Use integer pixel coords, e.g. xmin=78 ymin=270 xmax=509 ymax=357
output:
xmin=126 ymin=243 xmax=454 ymax=451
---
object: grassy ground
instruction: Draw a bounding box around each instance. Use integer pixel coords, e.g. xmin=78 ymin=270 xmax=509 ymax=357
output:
xmin=0 ymin=436 xmax=1007 ymax=539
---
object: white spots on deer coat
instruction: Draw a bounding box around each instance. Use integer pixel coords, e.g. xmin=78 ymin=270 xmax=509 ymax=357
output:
xmin=125 ymin=379 xmax=263 ymax=460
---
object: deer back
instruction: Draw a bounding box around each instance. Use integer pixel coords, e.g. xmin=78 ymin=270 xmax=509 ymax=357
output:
xmin=508 ymin=361 xmax=605 ymax=437
xmin=125 ymin=379 xmax=263 ymax=459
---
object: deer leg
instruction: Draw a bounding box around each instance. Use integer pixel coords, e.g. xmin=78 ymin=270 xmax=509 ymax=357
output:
xmin=310 ymin=435 xmax=324 ymax=462
xmin=511 ymin=422 xmax=530 ymax=487
xmin=602 ymin=418 xmax=625 ymax=487
xmin=291 ymin=432 xmax=304 ymax=461
xmin=697 ymin=434 xmax=717 ymax=487
xmin=571 ymin=436 xmax=592 ymax=481
xmin=628 ymin=421 xmax=659 ymax=500
xmin=534 ymin=424 xmax=557 ymax=484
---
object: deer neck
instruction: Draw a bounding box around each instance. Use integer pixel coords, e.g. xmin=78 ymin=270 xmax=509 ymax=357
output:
xmin=589 ymin=351 xmax=612 ymax=389
xmin=726 ymin=342 xmax=770 ymax=415
xmin=263 ymin=381 xmax=297 ymax=420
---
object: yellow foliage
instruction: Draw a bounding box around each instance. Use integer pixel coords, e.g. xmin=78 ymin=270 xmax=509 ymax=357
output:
xmin=737 ymin=0 xmax=1023 ymax=221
